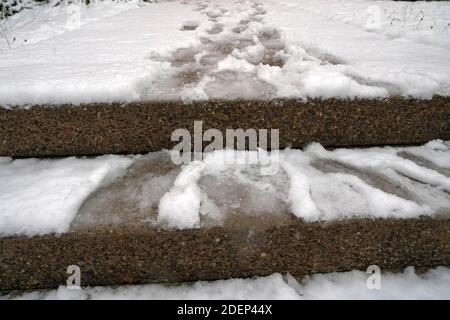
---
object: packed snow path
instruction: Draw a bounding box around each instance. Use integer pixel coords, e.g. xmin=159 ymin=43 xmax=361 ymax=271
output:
xmin=142 ymin=0 xmax=288 ymax=100
xmin=1 ymin=0 xmax=450 ymax=105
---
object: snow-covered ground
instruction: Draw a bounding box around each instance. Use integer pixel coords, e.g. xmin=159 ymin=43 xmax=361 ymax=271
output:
xmin=0 ymin=154 xmax=135 ymax=236
xmin=0 ymin=0 xmax=204 ymax=105
xmin=1 ymin=0 xmax=449 ymax=106
xmin=2 ymin=267 xmax=449 ymax=299
xmin=0 ymin=0 xmax=144 ymax=48
xmin=264 ymin=0 xmax=450 ymax=98
xmin=0 ymin=140 xmax=449 ymax=236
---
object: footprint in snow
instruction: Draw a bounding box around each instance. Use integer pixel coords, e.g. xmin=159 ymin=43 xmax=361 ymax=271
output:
xmin=181 ymin=21 xmax=199 ymax=31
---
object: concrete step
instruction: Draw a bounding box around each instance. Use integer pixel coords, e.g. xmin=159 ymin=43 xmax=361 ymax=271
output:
xmin=1 ymin=217 xmax=449 ymax=292
xmin=1 ymin=149 xmax=449 ymax=291
xmin=1 ymin=97 xmax=449 ymax=158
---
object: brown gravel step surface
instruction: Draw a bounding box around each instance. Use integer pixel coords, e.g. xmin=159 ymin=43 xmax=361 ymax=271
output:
xmin=1 ymin=216 xmax=449 ymax=292
xmin=2 ymin=149 xmax=449 ymax=291
xmin=1 ymin=97 xmax=449 ymax=158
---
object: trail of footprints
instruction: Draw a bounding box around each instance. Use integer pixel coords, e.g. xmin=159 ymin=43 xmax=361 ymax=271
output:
xmin=143 ymin=0 xmax=405 ymax=100
xmin=142 ymin=0 xmax=290 ymax=100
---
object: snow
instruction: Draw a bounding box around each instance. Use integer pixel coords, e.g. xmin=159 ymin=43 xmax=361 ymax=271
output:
xmin=306 ymin=142 xmax=450 ymax=190
xmin=158 ymin=149 xmax=287 ymax=228
xmin=158 ymin=141 xmax=450 ymax=229
xmin=2 ymin=267 xmax=449 ymax=300
xmin=282 ymin=150 xmax=429 ymax=221
xmin=216 ymin=54 xmax=256 ymax=73
xmin=404 ymin=139 xmax=450 ymax=169
xmin=1 ymin=0 xmax=450 ymax=106
xmin=158 ymin=160 xmax=204 ymax=229
xmin=264 ymin=0 xmax=450 ymax=98
xmin=141 ymin=0 xmax=392 ymax=100
xmin=0 ymin=0 xmax=144 ymax=50
xmin=0 ymin=154 xmax=134 ymax=236
xmin=299 ymin=266 xmax=450 ymax=300
xmin=0 ymin=1 xmax=203 ymax=106
xmin=0 ymin=140 xmax=448 ymax=235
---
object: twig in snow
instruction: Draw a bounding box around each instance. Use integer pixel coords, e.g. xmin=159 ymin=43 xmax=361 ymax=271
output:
xmin=0 ymin=11 xmax=11 ymax=49
xmin=402 ymin=6 xmax=413 ymax=28
xmin=414 ymin=10 xmax=424 ymax=30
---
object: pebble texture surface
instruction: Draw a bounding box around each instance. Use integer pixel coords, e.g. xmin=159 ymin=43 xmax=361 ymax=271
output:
xmin=1 ymin=97 xmax=449 ymax=157
xmin=1 ymin=216 xmax=449 ymax=291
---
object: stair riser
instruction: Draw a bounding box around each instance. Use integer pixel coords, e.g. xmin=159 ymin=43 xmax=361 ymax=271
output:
xmin=1 ymin=217 xmax=449 ymax=291
xmin=1 ymin=97 xmax=449 ymax=158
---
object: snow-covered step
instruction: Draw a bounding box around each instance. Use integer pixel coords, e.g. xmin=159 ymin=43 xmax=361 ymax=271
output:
xmin=1 ymin=0 xmax=449 ymax=158
xmin=1 ymin=97 xmax=449 ymax=158
xmin=0 ymin=142 xmax=449 ymax=291
xmin=2 ymin=0 xmax=450 ymax=105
